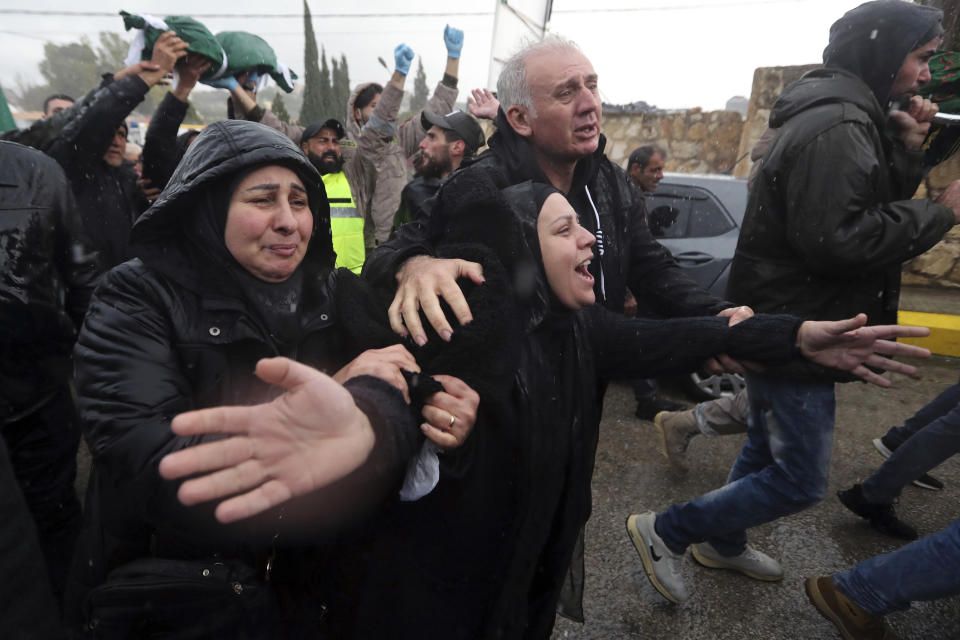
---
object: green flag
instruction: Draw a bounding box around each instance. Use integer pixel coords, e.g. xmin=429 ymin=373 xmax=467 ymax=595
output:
xmin=0 ymin=85 xmax=16 ymax=134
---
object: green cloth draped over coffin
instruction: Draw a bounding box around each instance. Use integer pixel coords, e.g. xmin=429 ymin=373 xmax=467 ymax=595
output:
xmin=120 ymin=11 xmax=228 ymax=80
xmin=215 ymin=31 xmax=298 ymax=93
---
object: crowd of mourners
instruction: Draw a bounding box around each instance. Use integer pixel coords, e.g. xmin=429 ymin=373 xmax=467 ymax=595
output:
xmin=2 ymin=1 xmax=960 ymax=638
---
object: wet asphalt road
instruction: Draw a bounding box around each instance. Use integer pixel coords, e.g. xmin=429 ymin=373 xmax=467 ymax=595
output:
xmin=551 ymin=356 xmax=960 ymax=640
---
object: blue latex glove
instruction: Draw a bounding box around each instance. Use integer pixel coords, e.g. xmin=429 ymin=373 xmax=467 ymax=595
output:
xmin=243 ymin=70 xmax=261 ymax=90
xmin=394 ymin=44 xmax=414 ymax=75
xmin=204 ymin=75 xmax=239 ymax=91
xmin=444 ymin=25 xmax=463 ymax=59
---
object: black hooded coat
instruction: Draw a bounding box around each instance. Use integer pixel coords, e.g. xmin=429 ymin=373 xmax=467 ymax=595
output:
xmin=339 ymin=169 xmax=816 ymax=640
xmin=728 ymin=0 xmax=954 ymax=382
xmin=66 ymin=121 xmax=421 ymax=638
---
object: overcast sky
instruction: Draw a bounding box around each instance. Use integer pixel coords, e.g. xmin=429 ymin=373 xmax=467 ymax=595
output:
xmin=1 ymin=0 xmax=868 ymax=111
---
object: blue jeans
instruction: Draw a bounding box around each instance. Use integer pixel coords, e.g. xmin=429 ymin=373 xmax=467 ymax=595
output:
xmin=656 ymin=373 xmax=835 ymax=556
xmin=883 ymin=375 xmax=960 ymax=447
xmin=864 ymin=377 xmax=960 ymax=503
xmin=834 ymin=518 xmax=960 ymax=615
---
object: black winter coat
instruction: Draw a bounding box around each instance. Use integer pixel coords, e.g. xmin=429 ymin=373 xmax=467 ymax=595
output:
xmin=47 ymin=75 xmax=151 ymax=269
xmin=68 ymin=121 xmax=421 ymax=637
xmin=142 ymin=91 xmax=189 ymax=191
xmin=365 ymin=110 xmax=729 ymax=318
xmin=0 ymin=141 xmax=101 ymax=414
xmin=728 ymin=68 xmax=954 ymax=381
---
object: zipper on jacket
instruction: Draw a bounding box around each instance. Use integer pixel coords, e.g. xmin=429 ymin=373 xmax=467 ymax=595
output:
xmin=584 ymin=185 xmax=606 ymax=303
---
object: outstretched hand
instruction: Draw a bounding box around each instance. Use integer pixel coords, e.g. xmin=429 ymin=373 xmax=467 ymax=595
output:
xmin=797 ymin=314 xmax=931 ymax=386
xmin=468 ymin=88 xmax=500 ymax=120
xmin=159 ymin=358 xmax=375 ymax=523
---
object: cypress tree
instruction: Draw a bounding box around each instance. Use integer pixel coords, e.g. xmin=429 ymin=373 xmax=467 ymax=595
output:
xmin=300 ymin=0 xmax=324 ymax=124
xmin=336 ymin=54 xmax=351 ymax=122
xmin=272 ymin=93 xmax=291 ymax=124
xmin=411 ymin=58 xmax=429 ymax=112
xmin=319 ymin=46 xmax=334 ymax=118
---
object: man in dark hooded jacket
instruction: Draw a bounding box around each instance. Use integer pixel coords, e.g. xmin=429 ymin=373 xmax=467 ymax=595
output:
xmin=628 ymin=0 xmax=960 ymax=608
xmin=0 ymin=140 xmax=102 ymax=610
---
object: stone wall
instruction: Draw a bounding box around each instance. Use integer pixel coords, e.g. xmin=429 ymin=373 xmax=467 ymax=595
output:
xmin=601 ymin=109 xmax=744 ymax=174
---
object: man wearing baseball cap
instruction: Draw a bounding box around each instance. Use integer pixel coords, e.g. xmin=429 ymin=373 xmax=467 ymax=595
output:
xmin=395 ymin=109 xmax=485 ymax=227
xmin=300 ymin=117 xmax=369 ymax=274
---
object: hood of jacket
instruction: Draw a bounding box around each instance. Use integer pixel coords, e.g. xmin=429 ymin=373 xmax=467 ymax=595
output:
xmin=822 ymin=0 xmax=942 ymax=107
xmin=769 ymin=67 xmax=887 ymax=130
xmin=346 ymin=81 xmax=380 ymax=142
xmin=132 ymin=119 xmax=334 ymax=272
xmin=478 ymin=108 xmax=605 ymax=195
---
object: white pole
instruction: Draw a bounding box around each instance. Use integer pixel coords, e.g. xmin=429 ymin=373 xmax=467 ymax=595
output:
xmin=487 ymin=0 xmax=553 ymax=90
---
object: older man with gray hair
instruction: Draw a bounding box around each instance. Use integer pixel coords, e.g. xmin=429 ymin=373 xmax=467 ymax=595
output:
xmin=363 ymin=35 xmax=750 ymax=633
xmin=366 ymin=36 xmax=743 ymax=341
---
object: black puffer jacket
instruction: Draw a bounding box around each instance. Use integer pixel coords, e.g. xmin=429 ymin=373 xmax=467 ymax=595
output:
xmin=47 ymin=75 xmax=151 ymax=269
xmin=728 ymin=1 xmax=954 ymax=360
xmin=0 ymin=141 xmax=101 ymax=415
xmin=365 ymin=110 xmax=729 ymax=318
xmin=347 ymin=172 xmax=807 ymax=640
xmin=68 ymin=121 xmax=421 ymax=636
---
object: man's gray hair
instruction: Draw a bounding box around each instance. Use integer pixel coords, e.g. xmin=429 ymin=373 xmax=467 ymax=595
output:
xmin=496 ymin=35 xmax=582 ymax=118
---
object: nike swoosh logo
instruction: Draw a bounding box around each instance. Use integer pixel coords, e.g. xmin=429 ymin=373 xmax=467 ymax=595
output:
xmin=650 ymin=546 xmax=662 ymax=562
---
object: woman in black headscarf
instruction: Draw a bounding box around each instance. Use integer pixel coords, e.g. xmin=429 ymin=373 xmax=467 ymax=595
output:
xmin=66 ymin=120 xmax=478 ymax=638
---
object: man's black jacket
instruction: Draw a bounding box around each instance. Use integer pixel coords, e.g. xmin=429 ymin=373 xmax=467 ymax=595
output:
xmin=0 ymin=141 xmax=102 ymax=412
xmin=47 ymin=75 xmax=151 ymax=269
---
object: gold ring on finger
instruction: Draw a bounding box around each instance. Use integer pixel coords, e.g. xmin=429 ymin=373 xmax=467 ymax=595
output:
xmin=448 ymin=414 xmax=456 ymax=429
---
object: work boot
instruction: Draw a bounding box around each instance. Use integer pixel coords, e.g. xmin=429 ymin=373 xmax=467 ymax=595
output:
xmin=654 ymin=409 xmax=699 ymax=473
xmin=635 ymin=396 xmax=687 ymax=421
xmin=872 ymin=436 xmax=943 ymax=490
xmin=625 ymin=512 xmax=687 ymax=603
xmin=837 ymin=484 xmax=918 ymax=541
xmin=805 ymin=576 xmax=901 ymax=639
xmin=691 ymin=542 xmax=783 ymax=581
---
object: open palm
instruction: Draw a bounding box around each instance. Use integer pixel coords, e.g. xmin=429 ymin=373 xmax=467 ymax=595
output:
xmin=159 ymin=358 xmax=375 ymax=523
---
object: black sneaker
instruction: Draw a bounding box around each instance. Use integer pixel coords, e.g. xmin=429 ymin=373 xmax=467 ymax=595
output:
xmin=837 ymin=484 xmax=918 ymax=541
xmin=872 ymin=436 xmax=944 ymax=490
xmin=635 ymin=396 xmax=687 ymax=421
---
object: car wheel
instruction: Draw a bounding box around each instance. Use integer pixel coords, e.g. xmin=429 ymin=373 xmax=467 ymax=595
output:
xmin=685 ymin=371 xmax=746 ymax=401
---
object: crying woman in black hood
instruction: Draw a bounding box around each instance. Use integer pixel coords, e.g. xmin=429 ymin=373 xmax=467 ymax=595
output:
xmin=67 ymin=120 xmax=481 ymax=637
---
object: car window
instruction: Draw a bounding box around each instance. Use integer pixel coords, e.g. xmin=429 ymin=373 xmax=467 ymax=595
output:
xmin=646 ymin=185 xmax=735 ymax=239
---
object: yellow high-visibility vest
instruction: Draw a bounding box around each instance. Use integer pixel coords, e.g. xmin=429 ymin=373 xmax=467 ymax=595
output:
xmin=322 ymin=171 xmax=364 ymax=274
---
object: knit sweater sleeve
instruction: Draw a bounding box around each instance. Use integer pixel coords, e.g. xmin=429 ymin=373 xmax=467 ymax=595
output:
xmin=587 ymin=306 xmax=802 ymax=380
